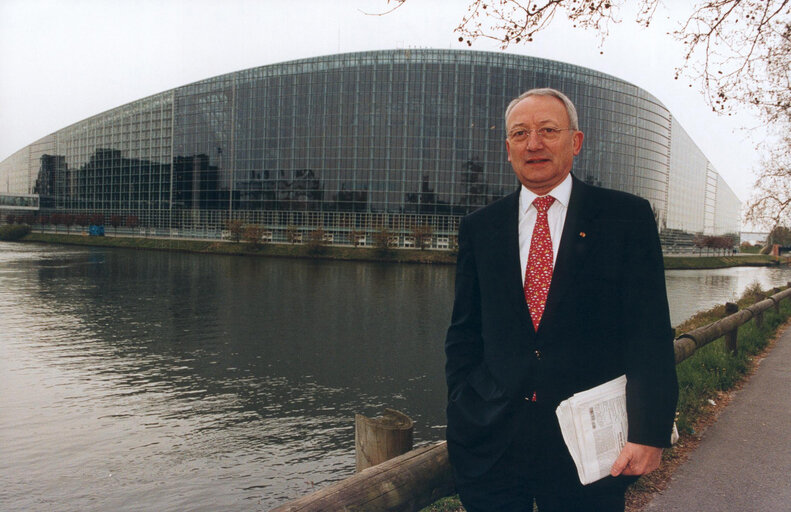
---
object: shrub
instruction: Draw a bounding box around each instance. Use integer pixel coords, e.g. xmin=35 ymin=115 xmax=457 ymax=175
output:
xmin=372 ymin=227 xmax=394 ymax=254
xmin=411 ymin=223 xmax=433 ymax=250
xmin=109 ymin=215 xmax=123 ymax=233
xmin=61 ymin=214 xmax=75 ymax=232
xmin=306 ymin=228 xmax=328 ymax=254
xmin=739 ymin=281 xmax=766 ymax=304
xmin=74 ymin=214 xmax=90 ymax=230
xmin=0 ymin=224 xmax=31 ymax=241
xmin=349 ymin=228 xmax=364 ymax=247
xmin=226 ymin=219 xmax=244 ymax=242
xmin=125 ymin=215 xmax=140 ymax=230
xmin=242 ymin=224 xmax=267 ymax=248
xmin=285 ymin=225 xmax=301 ymax=244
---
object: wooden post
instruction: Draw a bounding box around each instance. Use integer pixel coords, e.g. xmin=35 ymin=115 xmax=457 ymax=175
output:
xmin=774 ymin=288 xmax=782 ymax=312
xmin=355 ymin=408 xmax=414 ymax=472
xmin=270 ymin=441 xmax=453 ymax=512
xmin=725 ymin=302 xmax=739 ymax=355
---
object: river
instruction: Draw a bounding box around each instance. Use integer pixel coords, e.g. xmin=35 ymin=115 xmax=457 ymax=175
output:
xmin=1 ymin=242 xmax=789 ymax=511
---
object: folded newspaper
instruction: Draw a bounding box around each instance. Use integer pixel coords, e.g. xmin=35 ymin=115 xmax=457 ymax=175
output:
xmin=555 ymin=375 xmax=628 ymax=485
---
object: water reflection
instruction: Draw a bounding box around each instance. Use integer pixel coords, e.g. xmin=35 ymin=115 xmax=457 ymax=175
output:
xmin=0 ymin=243 xmax=453 ymax=511
xmin=665 ymin=266 xmax=791 ymax=325
xmin=1 ymin=242 xmax=790 ymax=511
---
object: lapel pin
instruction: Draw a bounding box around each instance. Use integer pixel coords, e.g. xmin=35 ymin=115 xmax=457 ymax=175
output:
xmin=579 ymin=231 xmax=586 ymax=238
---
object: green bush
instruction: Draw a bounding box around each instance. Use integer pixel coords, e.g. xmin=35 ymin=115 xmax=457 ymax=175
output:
xmin=306 ymin=228 xmax=329 ymax=255
xmin=0 ymin=224 xmax=31 ymax=241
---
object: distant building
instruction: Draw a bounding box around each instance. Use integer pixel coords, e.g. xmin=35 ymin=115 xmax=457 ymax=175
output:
xmin=0 ymin=49 xmax=741 ymax=249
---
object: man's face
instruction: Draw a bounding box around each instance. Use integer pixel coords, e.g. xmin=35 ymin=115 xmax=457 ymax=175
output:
xmin=505 ymin=95 xmax=584 ymax=195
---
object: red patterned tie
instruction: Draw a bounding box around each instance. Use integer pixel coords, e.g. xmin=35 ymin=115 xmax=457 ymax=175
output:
xmin=524 ymin=195 xmax=556 ymax=330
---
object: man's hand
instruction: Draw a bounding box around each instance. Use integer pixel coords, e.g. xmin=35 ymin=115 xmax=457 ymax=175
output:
xmin=610 ymin=442 xmax=663 ymax=477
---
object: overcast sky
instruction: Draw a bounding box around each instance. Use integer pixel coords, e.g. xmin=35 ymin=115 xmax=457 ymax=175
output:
xmin=0 ymin=0 xmax=766 ymax=206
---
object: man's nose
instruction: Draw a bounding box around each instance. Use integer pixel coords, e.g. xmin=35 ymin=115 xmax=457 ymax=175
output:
xmin=525 ymin=132 xmax=545 ymax=150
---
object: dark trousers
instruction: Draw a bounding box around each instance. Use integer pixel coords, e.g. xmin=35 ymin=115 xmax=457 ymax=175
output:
xmin=454 ymin=401 xmax=636 ymax=512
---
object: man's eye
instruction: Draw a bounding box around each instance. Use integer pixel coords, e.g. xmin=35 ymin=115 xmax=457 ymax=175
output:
xmin=540 ymin=128 xmax=559 ymax=135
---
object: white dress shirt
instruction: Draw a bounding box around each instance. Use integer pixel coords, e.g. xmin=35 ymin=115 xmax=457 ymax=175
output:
xmin=518 ymin=173 xmax=573 ymax=281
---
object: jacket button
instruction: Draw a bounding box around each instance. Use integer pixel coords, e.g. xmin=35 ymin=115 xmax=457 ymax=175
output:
xmin=534 ymin=350 xmax=542 ymax=360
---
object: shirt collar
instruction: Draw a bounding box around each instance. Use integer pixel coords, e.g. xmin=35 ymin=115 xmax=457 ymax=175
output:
xmin=519 ymin=173 xmax=573 ymax=213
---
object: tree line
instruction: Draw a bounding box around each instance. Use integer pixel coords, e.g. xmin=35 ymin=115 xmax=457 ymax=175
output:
xmin=693 ymin=234 xmax=738 ymax=255
xmin=4 ymin=213 xmax=140 ymax=233
xmin=224 ymin=218 xmax=437 ymax=252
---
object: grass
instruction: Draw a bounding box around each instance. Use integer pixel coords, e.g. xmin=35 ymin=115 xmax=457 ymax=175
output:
xmin=422 ymin=283 xmax=791 ymax=512
xmin=0 ymin=224 xmax=31 ymax=241
xmin=663 ymin=254 xmax=782 ymax=269
xmin=421 ymin=497 xmax=465 ymax=512
xmin=739 ymin=245 xmax=763 ymax=254
xmin=674 ymin=289 xmax=791 ymax=433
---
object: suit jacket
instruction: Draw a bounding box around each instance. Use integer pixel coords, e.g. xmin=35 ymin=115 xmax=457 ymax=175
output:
xmin=445 ymin=174 xmax=678 ymax=479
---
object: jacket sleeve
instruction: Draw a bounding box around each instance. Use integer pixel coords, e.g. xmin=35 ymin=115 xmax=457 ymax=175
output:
xmin=444 ymin=216 xmax=514 ymax=455
xmin=622 ymin=200 xmax=679 ymax=448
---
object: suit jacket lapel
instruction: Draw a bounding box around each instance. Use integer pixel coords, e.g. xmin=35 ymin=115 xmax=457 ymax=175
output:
xmin=541 ymin=176 xmax=598 ymax=330
xmin=484 ymin=190 xmax=534 ymax=327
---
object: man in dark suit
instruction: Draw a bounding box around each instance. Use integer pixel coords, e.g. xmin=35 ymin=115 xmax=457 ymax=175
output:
xmin=445 ymin=88 xmax=678 ymax=511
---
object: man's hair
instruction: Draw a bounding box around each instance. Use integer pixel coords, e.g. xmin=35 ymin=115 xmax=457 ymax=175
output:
xmin=504 ymin=88 xmax=579 ymax=131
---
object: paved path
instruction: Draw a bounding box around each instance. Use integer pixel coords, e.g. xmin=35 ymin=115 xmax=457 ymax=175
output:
xmin=644 ymin=323 xmax=791 ymax=512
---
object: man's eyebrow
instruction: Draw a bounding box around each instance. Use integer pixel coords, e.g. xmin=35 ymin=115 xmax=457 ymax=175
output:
xmin=508 ymin=120 xmax=561 ymax=129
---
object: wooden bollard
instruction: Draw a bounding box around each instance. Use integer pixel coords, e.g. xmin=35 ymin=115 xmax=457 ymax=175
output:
xmin=725 ymin=302 xmax=739 ymax=354
xmin=355 ymin=408 xmax=414 ymax=472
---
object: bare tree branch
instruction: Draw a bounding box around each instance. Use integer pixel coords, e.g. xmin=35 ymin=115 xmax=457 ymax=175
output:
xmin=360 ymin=0 xmax=406 ymax=16
xmin=380 ymin=0 xmax=791 ymax=226
xmin=745 ymin=127 xmax=791 ymax=228
xmin=454 ymin=1 xmax=624 ymax=48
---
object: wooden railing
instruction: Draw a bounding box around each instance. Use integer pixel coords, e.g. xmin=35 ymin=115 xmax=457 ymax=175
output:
xmin=673 ymin=284 xmax=791 ymax=363
xmin=272 ymin=283 xmax=791 ymax=512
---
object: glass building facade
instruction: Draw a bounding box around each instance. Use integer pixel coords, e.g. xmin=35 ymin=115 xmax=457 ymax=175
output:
xmin=0 ymin=49 xmax=740 ymax=248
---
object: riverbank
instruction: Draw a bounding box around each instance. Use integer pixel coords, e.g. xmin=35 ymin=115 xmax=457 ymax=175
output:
xmin=422 ymin=284 xmax=791 ymax=512
xmin=19 ymin=231 xmax=457 ymax=264
xmin=663 ymin=254 xmax=783 ymax=269
xmin=15 ymin=232 xmax=788 ymax=269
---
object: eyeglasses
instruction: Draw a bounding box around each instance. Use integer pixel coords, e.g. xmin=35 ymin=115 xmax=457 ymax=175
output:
xmin=507 ymin=127 xmax=574 ymax=142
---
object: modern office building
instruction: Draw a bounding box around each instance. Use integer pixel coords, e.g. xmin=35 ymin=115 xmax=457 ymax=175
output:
xmin=0 ymin=49 xmax=741 ymax=249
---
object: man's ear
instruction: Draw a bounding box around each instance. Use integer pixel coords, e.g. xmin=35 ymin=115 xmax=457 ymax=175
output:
xmin=572 ymin=131 xmax=584 ymax=156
